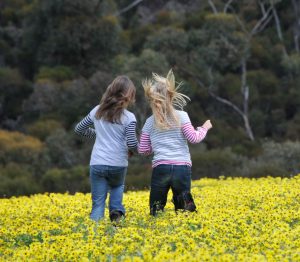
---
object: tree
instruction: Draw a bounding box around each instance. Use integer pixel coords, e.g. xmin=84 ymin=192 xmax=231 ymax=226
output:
xmin=113 ymin=49 xmax=170 ymax=126
xmin=292 ymin=0 xmax=300 ymax=53
xmin=144 ymin=27 xmax=189 ymax=67
xmin=180 ymin=1 xmax=277 ymax=141
xmin=0 ymin=129 xmax=44 ymax=165
xmin=0 ymin=67 xmax=32 ymax=128
xmin=23 ymin=70 xmax=112 ymax=126
xmin=22 ymin=0 xmax=122 ymax=77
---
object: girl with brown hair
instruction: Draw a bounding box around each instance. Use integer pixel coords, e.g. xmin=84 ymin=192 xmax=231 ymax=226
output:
xmin=75 ymin=75 xmax=138 ymax=222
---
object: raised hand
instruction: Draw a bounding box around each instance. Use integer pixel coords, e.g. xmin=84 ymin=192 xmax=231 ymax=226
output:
xmin=202 ymin=120 xmax=212 ymax=130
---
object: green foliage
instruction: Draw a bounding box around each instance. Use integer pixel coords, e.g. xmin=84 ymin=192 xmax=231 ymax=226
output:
xmin=259 ymin=140 xmax=300 ymax=175
xmin=237 ymin=140 xmax=300 ymax=178
xmin=113 ymin=49 xmax=169 ymax=126
xmin=281 ymin=53 xmax=300 ymax=77
xmin=126 ymin=164 xmax=152 ymax=191
xmin=218 ymin=73 xmax=241 ymax=102
xmin=0 ymin=163 xmax=40 ymax=197
xmin=248 ymin=70 xmax=280 ymax=96
xmin=0 ymin=130 xmax=44 ymax=165
xmin=120 ymin=49 xmax=169 ymax=79
xmin=145 ymin=27 xmax=188 ymax=66
xmin=0 ymin=67 xmax=32 ymax=120
xmin=125 ymin=25 xmax=155 ymax=53
xmin=0 ymin=0 xmax=299 ymax=196
xmin=250 ymin=37 xmax=275 ymax=69
xmin=247 ymin=164 xmax=287 ymax=178
xmin=197 ymin=13 xmax=248 ymax=70
xmin=44 ymin=129 xmax=78 ymax=168
xmin=192 ymin=148 xmax=244 ymax=179
xmin=184 ymin=11 xmax=206 ymax=30
xmin=249 ymin=109 xmax=267 ymax=137
xmin=23 ymin=71 xmax=112 ymax=125
xmin=285 ymin=113 xmax=300 ymax=140
xmin=22 ymin=0 xmax=122 ymax=76
xmin=35 ymin=66 xmax=75 ymax=82
xmin=26 ymin=119 xmax=63 ymax=141
xmin=203 ymin=119 xmax=248 ymax=148
xmin=155 ymin=11 xmax=182 ymax=27
xmin=41 ymin=165 xmax=89 ymax=193
xmin=0 ymin=0 xmax=31 ymax=26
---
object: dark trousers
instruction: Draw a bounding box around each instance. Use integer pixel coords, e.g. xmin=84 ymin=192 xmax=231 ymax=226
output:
xmin=149 ymin=164 xmax=192 ymax=214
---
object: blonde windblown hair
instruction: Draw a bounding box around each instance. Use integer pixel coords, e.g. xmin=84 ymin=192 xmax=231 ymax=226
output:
xmin=143 ymin=69 xmax=190 ymax=130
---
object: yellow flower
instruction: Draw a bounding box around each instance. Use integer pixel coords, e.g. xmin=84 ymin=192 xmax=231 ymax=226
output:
xmin=1 ymin=176 xmax=300 ymax=261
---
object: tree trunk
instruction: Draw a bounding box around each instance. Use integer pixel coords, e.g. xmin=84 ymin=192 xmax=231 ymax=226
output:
xmin=271 ymin=3 xmax=289 ymax=57
xmin=243 ymin=115 xmax=255 ymax=141
xmin=292 ymin=0 xmax=300 ymax=53
xmin=241 ymin=59 xmax=255 ymax=141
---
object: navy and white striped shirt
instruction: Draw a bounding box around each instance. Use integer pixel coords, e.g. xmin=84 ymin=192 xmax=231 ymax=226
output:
xmin=75 ymin=105 xmax=138 ymax=167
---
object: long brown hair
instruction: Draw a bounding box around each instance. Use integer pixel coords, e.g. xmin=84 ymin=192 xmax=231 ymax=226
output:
xmin=95 ymin=75 xmax=136 ymax=123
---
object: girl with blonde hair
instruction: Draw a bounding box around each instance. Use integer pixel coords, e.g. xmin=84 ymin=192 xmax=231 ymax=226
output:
xmin=75 ymin=75 xmax=138 ymax=222
xmin=138 ymin=69 xmax=212 ymax=215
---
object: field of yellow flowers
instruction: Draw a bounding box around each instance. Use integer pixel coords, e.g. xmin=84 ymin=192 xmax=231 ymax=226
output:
xmin=1 ymin=175 xmax=300 ymax=261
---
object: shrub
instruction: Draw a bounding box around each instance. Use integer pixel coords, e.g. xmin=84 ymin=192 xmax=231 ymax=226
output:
xmin=0 ymin=130 xmax=44 ymax=165
xmin=35 ymin=66 xmax=75 ymax=82
xmin=191 ymin=148 xmax=245 ymax=179
xmin=126 ymin=164 xmax=152 ymax=191
xmin=41 ymin=166 xmax=89 ymax=194
xmin=0 ymin=163 xmax=40 ymax=197
xmin=238 ymin=140 xmax=300 ymax=178
xmin=241 ymin=161 xmax=288 ymax=178
xmin=260 ymin=140 xmax=300 ymax=176
xmin=26 ymin=119 xmax=63 ymax=140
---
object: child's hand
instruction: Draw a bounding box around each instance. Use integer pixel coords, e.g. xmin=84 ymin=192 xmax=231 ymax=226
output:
xmin=128 ymin=150 xmax=134 ymax=158
xmin=202 ymin=120 xmax=212 ymax=130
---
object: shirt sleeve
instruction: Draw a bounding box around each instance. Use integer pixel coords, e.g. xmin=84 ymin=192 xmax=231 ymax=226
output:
xmin=138 ymin=132 xmax=153 ymax=155
xmin=179 ymin=111 xmax=191 ymax=125
xmin=180 ymin=112 xmax=208 ymax=144
xmin=125 ymin=121 xmax=138 ymax=151
xmin=74 ymin=113 xmax=96 ymax=139
xmin=138 ymin=118 xmax=153 ymax=155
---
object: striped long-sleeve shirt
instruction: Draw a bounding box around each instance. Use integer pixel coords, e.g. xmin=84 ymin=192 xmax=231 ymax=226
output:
xmin=138 ymin=110 xmax=207 ymax=167
xmin=75 ymin=105 xmax=138 ymax=167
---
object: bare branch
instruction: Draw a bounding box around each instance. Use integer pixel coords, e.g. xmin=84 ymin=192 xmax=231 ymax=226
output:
xmin=220 ymin=34 xmax=240 ymax=55
xmin=251 ymin=5 xmax=273 ymax=36
xmin=272 ymin=4 xmax=283 ymax=41
xmin=224 ymin=0 xmax=234 ymax=13
xmin=180 ymin=64 xmax=255 ymax=140
xmin=115 ymin=0 xmax=144 ymax=16
xmin=252 ymin=14 xmax=273 ymax=35
xmin=271 ymin=2 xmax=289 ymax=56
xmin=259 ymin=1 xmax=267 ymax=16
xmin=294 ymin=35 xmax=300 ymax=53
xmin=208 ymin=0 xmax=218 ymax=14
xmin=243 ymin=114 xmax=255 ymax=141
xmin=208 ymin=90 xmax=244 ymax=117
xmin=206 ymin=67 xmax=244 ymax=117
xmin=207 ymin=64 xmax=254 ymax=141
xmin=292 ymin=0 xmax=300 ymax=53
xmin=180 ymin=66 xmax=243 ymax=119
xmin=241 ymin=58 xmax=254 ymax=140
xmin=241 ymin=58 xmax=247 ymax=95
xmin=225 ymin=5 xmax=249 ymax=35
xmin=241 ymin=59 xmax=249 ymax=115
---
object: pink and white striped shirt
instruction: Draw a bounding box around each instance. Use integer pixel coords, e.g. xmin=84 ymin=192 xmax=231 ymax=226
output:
xmin=138 ymin=110 xmax=207 ymax=167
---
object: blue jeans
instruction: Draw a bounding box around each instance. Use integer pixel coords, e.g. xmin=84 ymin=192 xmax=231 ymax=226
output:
xmin=89 ymin=165 xmax=127 ymax=221
xmin=150 ymin=164 xmax=192 ymax=214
